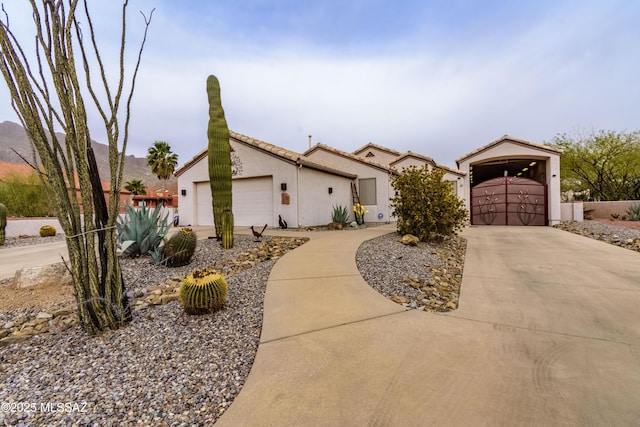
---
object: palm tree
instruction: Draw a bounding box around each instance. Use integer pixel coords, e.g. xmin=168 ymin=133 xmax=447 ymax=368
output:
xmin=147 ymin=141 xmax=178 ymax=191
xmin=124 ymin=179 xmax=147 ymax=196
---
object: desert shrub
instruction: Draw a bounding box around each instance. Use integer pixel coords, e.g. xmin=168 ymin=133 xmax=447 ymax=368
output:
xmin=627 ymin=203 xmax=640 ymax=221
xmin=331 ymin=205 xmax=349 ymax=225
xmin=0 ymin=171 xmax=55 ymax=217
xmin=391 ymin=166 xmax=467 ymax=241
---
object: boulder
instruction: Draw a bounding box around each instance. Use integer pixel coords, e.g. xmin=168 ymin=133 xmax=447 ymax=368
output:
xmin=14 ymin=263 xmax=72 ymax=289
xmin=327 ymin=222 xmax=344 ymax=230
xmin=399 ymin=234 xmax=420 ymax=246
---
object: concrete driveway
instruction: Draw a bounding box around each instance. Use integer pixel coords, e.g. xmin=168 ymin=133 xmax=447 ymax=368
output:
xmin=217 ymin=226 xmax=640 ymax=427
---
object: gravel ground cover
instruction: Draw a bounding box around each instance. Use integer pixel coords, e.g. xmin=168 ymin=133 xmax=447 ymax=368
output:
xmin=2 ymin=220 xmax=636 ymax=425
xmin=0 ymin=234 xmax=302 ymax=426
xmin=554 ymin=220 xmax=640 ymax=252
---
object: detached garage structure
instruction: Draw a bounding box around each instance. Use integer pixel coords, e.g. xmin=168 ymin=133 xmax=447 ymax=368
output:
xmin=175 ymin=131 xmax=355 ymax=227
xmin=456 ymin=136 xmax=562 ymax=226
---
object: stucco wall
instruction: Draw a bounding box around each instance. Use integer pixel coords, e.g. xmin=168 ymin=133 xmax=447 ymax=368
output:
xmin=391 ymin=157 xmax=465 ymax=198
xmin=298 ymin=168 xmax=353 ymax=226
xmin=583 ymin=200 xmax=640 ymax=219
xmin=305 ymin=149 xmax=392 ymax=222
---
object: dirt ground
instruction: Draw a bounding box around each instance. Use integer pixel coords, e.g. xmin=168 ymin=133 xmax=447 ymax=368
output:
xmin=0 ymin=280 xmax=74 ymax=314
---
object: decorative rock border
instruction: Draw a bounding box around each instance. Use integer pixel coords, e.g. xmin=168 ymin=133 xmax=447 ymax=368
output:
xmin=0 ymin=237 xmax=308 ymax=347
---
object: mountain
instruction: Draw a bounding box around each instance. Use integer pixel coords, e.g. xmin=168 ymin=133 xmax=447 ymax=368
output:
xmin=0 ymin=121 xmax=175 ymax=190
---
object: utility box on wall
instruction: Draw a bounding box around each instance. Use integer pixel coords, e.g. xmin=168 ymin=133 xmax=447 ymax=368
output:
xmin=281 ymin=192 xmax=290 ymax=205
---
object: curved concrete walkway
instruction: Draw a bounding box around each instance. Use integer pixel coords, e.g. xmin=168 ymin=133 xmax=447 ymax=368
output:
xmin=217 ymin=225 xmax=640 ymax=427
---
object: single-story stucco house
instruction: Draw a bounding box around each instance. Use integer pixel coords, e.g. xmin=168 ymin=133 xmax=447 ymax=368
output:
xmin=175 ymin=132 xmax=561 ymax=228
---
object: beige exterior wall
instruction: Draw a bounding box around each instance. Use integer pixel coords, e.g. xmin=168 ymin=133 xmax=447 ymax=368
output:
xmin=356 ymin=147 xmax=400 ymax=165
xmin=305 ymin=149 xmax=393 ymax=222
xmin=457 ymin=142 xmax=561 ymax=225
xmin=298 ymin=168 xmax=353 ymax=226
xmin=177 ymin=141 xmax=354 ymax=227
xmin=583 ymin=200 xmax=640 ymax=219
xmin=391 ymin=157 xmax=465 ymax=198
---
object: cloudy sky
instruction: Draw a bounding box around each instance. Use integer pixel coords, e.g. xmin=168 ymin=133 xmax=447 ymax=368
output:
xmin=0 ymin=0 xmax=638 ymax=168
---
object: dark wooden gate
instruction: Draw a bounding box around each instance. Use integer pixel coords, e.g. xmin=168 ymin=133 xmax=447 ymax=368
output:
xmin=471 ymin=176 xmax=547 ymax=226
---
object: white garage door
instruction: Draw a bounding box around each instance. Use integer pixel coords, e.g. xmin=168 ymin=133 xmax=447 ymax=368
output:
xmin=194 ymin=177 xmax=273 ymax=227
xmin=233 ymin=176 xmax=273 ymax=226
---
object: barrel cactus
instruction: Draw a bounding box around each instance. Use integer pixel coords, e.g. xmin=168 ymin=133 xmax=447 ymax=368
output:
xmin=180 ymin=268 xmax=228 ymax=315
xmin=163 ymin=228 xmax=197 ymax=267
xmin=207 ymin=74 xmax=234 ymax=248
xmin=39 ymin=225 xmax=57 ymax=237
xmin=0 ymin=203 xmax=6 ymax=246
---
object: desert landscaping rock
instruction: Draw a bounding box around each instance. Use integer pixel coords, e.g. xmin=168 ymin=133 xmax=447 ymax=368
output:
xmin=14 ymin=263 xmax=73 ymax=289
xmin=356 ymin=232 xmax=466 ymax=312
xmin=554 ymin=220 xmax=640 ymax=252
xmin=0 ymin=234 xmax=307 ymax=425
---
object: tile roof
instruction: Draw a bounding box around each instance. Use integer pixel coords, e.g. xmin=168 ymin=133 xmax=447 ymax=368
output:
xmin=352 ymin=142 xmax=403 ymax=157
xmin=389 ymin=152 xmax=466 ymax=177
xmin=0 ymin=161 xmax=36 ymax=180
xmin=0 ymin=160 xmax=128 ymax=193
xmin=456 ymin=135 xmax=562 ymax=165
xmin=304 ymin=143 xmax=394 ymax=173
xmin=174 ymin=131 xmax=357 ymax=179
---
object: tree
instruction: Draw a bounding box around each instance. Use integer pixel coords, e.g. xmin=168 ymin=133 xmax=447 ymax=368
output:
xmin=0 ymin=171 xmax=55 ymax=217
xmin=0 ymin=1 xmax=153 ymax=334
xmin=146 ymin=141 xmax=178 ymax=190
xmin=549 ymin=130 xmax=640 ymax=201
xmin=124 ymin=179 xmax=147 ymax=196
xmin=391 ymin=166 xmax=467 ymax=241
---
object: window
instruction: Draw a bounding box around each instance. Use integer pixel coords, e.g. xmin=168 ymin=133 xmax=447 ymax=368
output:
xmin=358 ymin=178 xmax=376 ymax=205
xmin=365 ymin=151 xmax=375 ymax=158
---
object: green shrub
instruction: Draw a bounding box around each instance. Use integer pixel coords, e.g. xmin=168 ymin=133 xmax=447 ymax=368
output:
xmin=39 ymin=225 xmax=57 ymax=237
xmin=0 ymin=171 xmax=55 ymax=217
xmin=117 ymin=203 xmax=170 ymax=257
xmin=391 ymin=166 xmax=467 ymax=241
xmin=627 ymin=203 xmax=640 ymax=221
xmin=331 ymin=205 xmax=349 ymax=225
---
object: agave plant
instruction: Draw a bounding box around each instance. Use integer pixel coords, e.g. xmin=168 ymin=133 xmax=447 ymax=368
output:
xmin=627 ymin=203 xmax=640 ymax=221
xmin=331 ymin=205 xmax=350 ymax=225
xmin=117 ymin=203 xmax=171 ymax=257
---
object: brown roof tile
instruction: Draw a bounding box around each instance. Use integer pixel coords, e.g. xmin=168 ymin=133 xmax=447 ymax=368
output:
xmin=174 ymin=131 xmax=357 ymax=179
xmin=456 ymin=135 xmax=562 ymax=165
xmin=304 ymin=143 xmax=394 ymax=173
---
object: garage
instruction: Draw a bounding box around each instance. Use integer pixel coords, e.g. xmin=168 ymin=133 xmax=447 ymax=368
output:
xmin=457 ymin=136 xmax=562 ymax=226
xmin=194 ymin=176 xmax=274 ymax=226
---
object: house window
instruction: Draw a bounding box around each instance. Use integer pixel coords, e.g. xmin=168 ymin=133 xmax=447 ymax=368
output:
xmin=358 ymin=178 xmax=376 ymax=205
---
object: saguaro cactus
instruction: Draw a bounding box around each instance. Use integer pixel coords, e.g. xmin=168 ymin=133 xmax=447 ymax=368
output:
xmin=0 ymin=203 xmax=6 ymax=246
xmin=207 ymin=75 xmax=234 ymax=248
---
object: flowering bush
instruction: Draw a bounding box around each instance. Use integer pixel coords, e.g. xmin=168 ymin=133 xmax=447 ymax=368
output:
xmin=353 ymin=203 xmax=369 ymax=225
xmin=391 ymin=166 xmax=467 ymax=241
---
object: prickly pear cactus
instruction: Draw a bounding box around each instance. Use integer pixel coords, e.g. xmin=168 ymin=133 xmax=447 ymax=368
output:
xmin=0 ymin=203 xmax=6 ymax=246
xmin=206 ymin=74 xmax=234 ymax=248
xmin=180 ymin=268 xmax=228 ymax=315
xmin=163 ymin=228 xmax=197 ymax=267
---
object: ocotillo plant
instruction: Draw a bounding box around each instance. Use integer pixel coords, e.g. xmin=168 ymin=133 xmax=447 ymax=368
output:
xmin=207 ymin=74 xmax=234 ymax=248
xmin=0 ymin=203 xmax=6 ymax=246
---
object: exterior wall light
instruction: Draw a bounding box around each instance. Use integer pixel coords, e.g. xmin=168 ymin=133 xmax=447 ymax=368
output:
xmin=281 ymin=183 xmax=287 ymax=191
xmin=328 ymin=187 xmax=333 ymax=194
